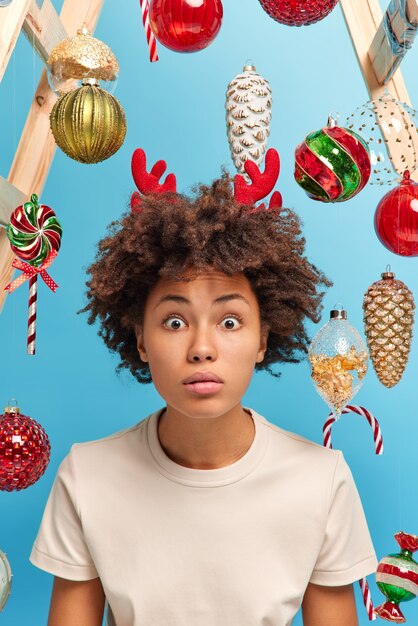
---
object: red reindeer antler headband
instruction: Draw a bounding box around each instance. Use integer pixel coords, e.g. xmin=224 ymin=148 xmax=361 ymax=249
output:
xmin=130 ymin=147 xmax=282 ymax=213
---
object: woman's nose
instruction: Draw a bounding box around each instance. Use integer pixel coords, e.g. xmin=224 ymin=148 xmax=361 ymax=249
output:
xmin=187 ymin=328 xmax=218 ymax=363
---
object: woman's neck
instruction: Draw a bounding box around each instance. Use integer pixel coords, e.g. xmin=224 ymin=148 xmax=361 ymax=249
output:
xmin=157 ymin=405 xmax=255 ymax=470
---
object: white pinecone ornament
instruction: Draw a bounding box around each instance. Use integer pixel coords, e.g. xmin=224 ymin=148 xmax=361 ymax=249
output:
xmin=226 ymin=64 xmax=272 ymax=176
xmin=363 ymin=271 xmax=415 ymax=388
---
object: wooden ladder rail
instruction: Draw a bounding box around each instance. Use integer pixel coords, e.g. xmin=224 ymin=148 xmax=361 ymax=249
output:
xmin=0 ymin=0 xmax=104 ymax=310
xmin=339 ymin=0 xmax=418 ymax=182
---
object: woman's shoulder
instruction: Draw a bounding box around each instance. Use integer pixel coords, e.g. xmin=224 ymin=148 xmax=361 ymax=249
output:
xmin=64 ymin=409 xmax=158 ymax=468
xmin=250 ymin=407 xmax=341 ymax=463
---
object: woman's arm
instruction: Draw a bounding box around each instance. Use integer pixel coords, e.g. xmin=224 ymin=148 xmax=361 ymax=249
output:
xmin=302 ymin=582 xmax=359 ymax=626
xmin=47 ymin=576 xmax=106 ymax=626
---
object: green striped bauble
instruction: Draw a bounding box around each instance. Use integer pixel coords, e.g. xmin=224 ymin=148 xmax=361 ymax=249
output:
xmin=294 ymin=117 xmax=371 ymax=202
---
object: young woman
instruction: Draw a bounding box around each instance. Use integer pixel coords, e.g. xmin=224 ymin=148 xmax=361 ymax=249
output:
xmin=30 ymin=149 xmax=377 ymax=626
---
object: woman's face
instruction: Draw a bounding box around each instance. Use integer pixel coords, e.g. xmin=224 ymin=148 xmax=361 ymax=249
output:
xmin=136 ymin=269 xmax=268 ymax=420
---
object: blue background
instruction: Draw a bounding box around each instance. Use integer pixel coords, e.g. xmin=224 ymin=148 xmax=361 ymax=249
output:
xmin=0 ymin=0 xmax=418 ymax=624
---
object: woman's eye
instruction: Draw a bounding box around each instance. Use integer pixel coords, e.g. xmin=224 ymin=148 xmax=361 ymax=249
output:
xmin=221 ymin=316 xmax=242 ymax=330
xmin=163 ymin=316 xmax=186 ymax=330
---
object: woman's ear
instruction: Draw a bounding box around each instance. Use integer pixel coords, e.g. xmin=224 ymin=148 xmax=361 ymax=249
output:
xmin=256 ymin=326 xmax=269 ymax=363
xmin=136 ymin=326 xmax=148 ymax=363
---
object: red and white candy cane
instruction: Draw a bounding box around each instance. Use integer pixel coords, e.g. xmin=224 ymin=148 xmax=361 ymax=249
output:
xmin=139 ymin=0 xmax=159 ymax=62
xmin=323 ymin=405 xmax=383 ymax=621
xmin=27 ymin=274 xmax=37 ymax=355
xmin=323 ymin=405 xmax=383 ymax=455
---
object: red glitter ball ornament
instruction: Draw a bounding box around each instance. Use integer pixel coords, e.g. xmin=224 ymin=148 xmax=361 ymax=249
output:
xmin=374 ymin=170 xmax=418 ymax=256
xmin=0 ymin=402 xmax=51 ymax=491
xmin=149 ymin=0 xmax=223 ymax=53
xmin=258 ymin=0 xmax=338 ymax=26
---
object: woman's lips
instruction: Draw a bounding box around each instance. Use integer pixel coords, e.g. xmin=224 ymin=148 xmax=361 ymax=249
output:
xmin=184 ymin=381 xmax=224 ymax=395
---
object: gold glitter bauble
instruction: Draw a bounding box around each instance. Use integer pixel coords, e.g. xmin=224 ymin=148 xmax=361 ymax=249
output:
xmin=48 ymin=24 xmax=119 ymax=95
xmin=50 ymin=85 xmax=127 ymax=164
xmin=363 ymin=271 xmax=415 ymax=388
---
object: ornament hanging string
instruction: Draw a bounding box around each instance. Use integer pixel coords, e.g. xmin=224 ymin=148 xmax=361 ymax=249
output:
xmin=323 ymin=404 xmax=383 ymax=621
xmin=4 ymin=251 xmax=59 ymax=355
xmin=139 ymin=0 xmax=159 ymax=62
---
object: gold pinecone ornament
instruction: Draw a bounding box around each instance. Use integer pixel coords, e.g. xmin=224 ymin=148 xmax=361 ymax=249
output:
xmin=226 ymin=64 xmax=272 ymax=176
xmin=363 ymin=271 xmax=415 ymax=387
xmin=50 ymin=84 xmax=126 ymax=164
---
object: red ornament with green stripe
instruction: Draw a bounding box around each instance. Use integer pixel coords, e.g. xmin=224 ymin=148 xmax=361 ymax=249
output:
xmin=374 ymin=531 xmax=418 ymax=623
xmin=294 ymin=115 xmax=371 ymax=202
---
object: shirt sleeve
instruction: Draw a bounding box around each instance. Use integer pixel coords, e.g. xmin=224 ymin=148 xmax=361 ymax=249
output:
xmin=309 ymin=451 xmax=378 ymax=586
xmin=29 ymin=446 xmax=99 ymax=581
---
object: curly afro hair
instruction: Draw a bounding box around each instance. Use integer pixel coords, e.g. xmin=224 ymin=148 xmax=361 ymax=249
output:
xmin=82 ymin=174 xmax=332 ymax=383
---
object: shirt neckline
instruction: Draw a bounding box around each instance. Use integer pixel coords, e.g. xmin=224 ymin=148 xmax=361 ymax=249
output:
xmin=146 ymin=407 xmax=268 ymax=487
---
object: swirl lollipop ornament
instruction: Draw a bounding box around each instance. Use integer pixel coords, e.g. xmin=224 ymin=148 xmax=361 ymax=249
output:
xmin=5 ymin=194 xmax=62 ymax=355
xmin=309 ymin=306 xmax=368 ymax=416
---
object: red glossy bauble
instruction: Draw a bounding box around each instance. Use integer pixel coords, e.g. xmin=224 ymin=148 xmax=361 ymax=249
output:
xmin=0 ymin=404 xmax=51 ymax=491
xmin=149 ymin=0 xmax=223 ymax=53
xmin=258 ymin=0 xmax=338 ymax=26
xmin=374 ymin=171 xmax=418 ymax=256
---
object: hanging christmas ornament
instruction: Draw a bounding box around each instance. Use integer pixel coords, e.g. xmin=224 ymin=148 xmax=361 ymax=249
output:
xmin=346 ymin=92 xmax=418 ymax=186
xmin=226 ymin=64 xmax=272 ymax=177
xmin=0 ymin=401 xmax=51 ymax=491
xmin=47 ymin=23 xmax=119 ymax=96
xmin=374 ymin=170 xmax=418 ymax=256
xmin=309 ymin=306 xmax=368 ymax=415
xmin=258 ymin=0 xmax=338 ymax=26
xmin=0 ymin=549 xmax=11 ymax=611
xmin=294 ymin=115 xmax=371 ymax=202
xmin=50 ymin=84 xmax=126 ymax=164
xmin=363 ymin=270 xmax=415 ymax=388
xmin=5 ymin=194 xmax=61 ymax=355
xmin=149 ymin=0 xmax=223 ymax=53
xmin=375 ymin=531 xmax=418 ymax=622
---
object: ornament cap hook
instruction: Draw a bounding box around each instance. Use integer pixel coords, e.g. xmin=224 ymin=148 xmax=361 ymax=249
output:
xmin=243 ymin=59 xmax=256 ymax=72
xmin=382 ymin=266 xmax=395 ymax=279
xmin=5 ymin=398 xmax=19 ymax=414
xmin=77 ymin=22 xmax=91 ymax=36
xmin=327 ymin=112 xmax=340 ymax=128
xmin=402 ymin=169 xmax=411 ymax=184
xmin=330 ymin=303 xmax=347 ymax=320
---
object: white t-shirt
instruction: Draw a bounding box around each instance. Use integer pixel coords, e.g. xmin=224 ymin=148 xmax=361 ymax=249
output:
xmin=30 ymin=408 xmax=377 ymax=626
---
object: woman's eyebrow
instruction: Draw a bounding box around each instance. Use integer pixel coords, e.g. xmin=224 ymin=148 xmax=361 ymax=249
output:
xmin=154 ymin=293 xmax=250 ymax=309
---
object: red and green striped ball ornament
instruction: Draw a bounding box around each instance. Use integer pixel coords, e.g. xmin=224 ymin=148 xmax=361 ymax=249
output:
xmin=294 ymin=115 xmax=371 ymax=202
xmin=375 ymin=531 xmax=418 ymax=623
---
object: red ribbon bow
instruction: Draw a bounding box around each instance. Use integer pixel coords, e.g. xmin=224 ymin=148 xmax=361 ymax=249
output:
xmin=4 ymin=251 xmax=59 ymax=294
